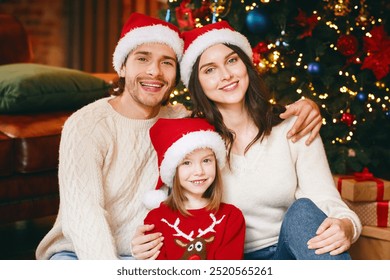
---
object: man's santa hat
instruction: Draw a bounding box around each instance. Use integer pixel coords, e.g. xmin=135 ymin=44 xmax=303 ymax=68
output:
xmin=112 ymin=12 xmax=183 ymax=74
xmin=180 ymin=20 xmax=253 ymax=88
xmin=143 ymin=118 xmax=226 ymax=209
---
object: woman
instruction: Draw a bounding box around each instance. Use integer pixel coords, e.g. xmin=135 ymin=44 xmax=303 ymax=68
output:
xmin=180 ymin=21 xmax=361 ymax=259
xmin=131 ymin=21 xmax=361 ymax=260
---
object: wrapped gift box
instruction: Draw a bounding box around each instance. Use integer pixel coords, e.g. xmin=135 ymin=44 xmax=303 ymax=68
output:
xmin=333 ymin=169 xmax=390 ymax=202
xmin=344 ymin=200 xmax=390 ymax=227
xmin=350 ymin=226 xmax=390 ymax=260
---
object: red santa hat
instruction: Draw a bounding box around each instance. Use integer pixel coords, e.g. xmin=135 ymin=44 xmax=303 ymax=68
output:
xmin=180 ymin=20 xmax=252 ymax=88
xmin=143 ymin=118 xmax=226 ymax=209
xmin=112 ymin=12 xmax=184 ymax=74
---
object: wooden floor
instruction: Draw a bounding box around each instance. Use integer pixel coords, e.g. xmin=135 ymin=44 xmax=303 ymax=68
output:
xmin=0 ymin=215 xmax=56 ymax=260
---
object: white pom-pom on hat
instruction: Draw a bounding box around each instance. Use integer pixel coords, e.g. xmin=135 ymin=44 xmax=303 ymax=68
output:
xmin=142 ymin=189 xmax=168 ymax=210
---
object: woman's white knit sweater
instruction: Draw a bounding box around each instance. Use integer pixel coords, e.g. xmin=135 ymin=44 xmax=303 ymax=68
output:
xmin=35 ymin=97 xmax=188 ymax=260
xmin=222 ymin=117 xmax=362 ymax=253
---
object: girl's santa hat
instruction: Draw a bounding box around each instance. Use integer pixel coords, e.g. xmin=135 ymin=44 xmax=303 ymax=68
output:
xmin=112 ymin=12 xmax=183 ymax=74
xmin=143 ymin=118 xmax=226 ymax=209
xmin=180 ymin=20 xmax=253 ymax=88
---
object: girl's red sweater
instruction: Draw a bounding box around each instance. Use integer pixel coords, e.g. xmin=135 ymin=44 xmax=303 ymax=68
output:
xmin=144 ymin=202 xmax=246 ymax=260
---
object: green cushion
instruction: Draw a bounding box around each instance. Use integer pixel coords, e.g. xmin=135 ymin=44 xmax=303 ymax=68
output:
xmin=0 ymin=63 xmax=110 ymax=113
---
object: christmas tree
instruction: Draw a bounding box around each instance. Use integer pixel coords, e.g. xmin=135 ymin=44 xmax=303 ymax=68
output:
xmin=160 ymin=0 xmax=390 ymax=179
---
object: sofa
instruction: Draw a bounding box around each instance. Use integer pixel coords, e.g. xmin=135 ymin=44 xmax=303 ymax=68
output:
xmin=0 ymin=13 xmax=117 ymax=224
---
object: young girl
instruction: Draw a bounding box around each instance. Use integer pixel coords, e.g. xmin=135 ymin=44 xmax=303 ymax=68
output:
xmin=142 ymin=117 xmax=245 ymax=260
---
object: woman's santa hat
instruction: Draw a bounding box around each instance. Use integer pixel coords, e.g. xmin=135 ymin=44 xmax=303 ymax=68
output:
xmin=180 ymin=20 xmax=253 ymax=88
xmin=143 ymin=118 xmax=226 ymax=209
xmin=112 ymin=12 xmax=183 ymax=74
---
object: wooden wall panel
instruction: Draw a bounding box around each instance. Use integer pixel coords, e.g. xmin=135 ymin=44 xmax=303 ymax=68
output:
xmin=122 ymin=0 xmax=165 ymax=24
xmin=82 ymin=0 xmax=94 ymax=72
xmin=67 ymin=0 xmax=166 ymax=73
xmin=67 ymin=0 xmax=122 ymax=73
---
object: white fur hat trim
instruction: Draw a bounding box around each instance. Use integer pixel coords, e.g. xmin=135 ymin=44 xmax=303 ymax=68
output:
xmin=160 ymin=130 xmax=226 ymax=189
xmin=112 ymin=25 xmax=184 ymax=74
xmin=180 ymin=28 xmax=252 ymax=88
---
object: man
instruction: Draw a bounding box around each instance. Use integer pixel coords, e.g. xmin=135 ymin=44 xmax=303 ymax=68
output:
xmin=36 ymin=12 xmax=188 ymax=260
xmin=36 ymin=13 xmax=321 ymax=260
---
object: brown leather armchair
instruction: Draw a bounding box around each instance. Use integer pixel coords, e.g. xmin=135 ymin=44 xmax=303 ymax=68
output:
xmin=0 ymin=112 xmax=67 ymax=223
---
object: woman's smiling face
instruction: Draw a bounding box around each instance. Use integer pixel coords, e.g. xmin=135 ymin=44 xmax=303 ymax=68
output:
xmin=197 ymin=44 xmax=249 ymax=107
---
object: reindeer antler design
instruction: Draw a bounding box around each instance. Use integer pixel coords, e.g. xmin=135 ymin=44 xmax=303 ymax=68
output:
xmin=161 ymin=218 xmax=195 ymax=241
xmin=162 ymin=214 xmax=225 ymax=240
xmin=197 ymin=214 xmax=225 ymax=238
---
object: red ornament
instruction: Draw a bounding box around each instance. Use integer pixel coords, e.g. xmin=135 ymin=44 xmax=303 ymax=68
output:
xmin=294 ymin=9 xmax=319 ymax=39
xmin=361 ymin=25 xmax=390 ymax=80
xmin=252 ymin=51 xmax=261 ymax=65
xmin=252 ymin=41 xmax=268 ymax=65
xmin=254 ymin=41 xmax=269 ymax=53
xmin=337 ymin=34 xmax=359 ymax=56
xmin=340 ymin=112 xmax=355 ymax=126
xmin=175 ymin=0 xmax=195 ymax=30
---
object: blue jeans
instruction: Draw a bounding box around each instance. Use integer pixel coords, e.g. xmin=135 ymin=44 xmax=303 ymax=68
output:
xmin=49 ymin=251 xmax=135 ymax=260
xmin=244 ymin=198 xmax=351 ymax=260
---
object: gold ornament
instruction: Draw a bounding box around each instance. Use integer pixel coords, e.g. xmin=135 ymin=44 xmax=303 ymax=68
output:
xmin=333 ymin=0 xmax=351 ymax=17
xmin=256 ymin=58 xmax=269 ymax=74
xmin=355 ymin=0 xmax=371 ymax=27
xmin=210 ymin=0 xmax=231 ymax=18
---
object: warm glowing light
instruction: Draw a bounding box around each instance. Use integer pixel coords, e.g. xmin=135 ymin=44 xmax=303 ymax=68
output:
xmin=340 ymin=87 xmax=348 ymax=93
xmin=319 ymin=93 xmax=328 ymax=99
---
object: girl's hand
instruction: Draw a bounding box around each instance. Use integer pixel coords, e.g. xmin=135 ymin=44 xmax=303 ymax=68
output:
xmin=130 ymin=224 xmax=164 ymax=260
xmin=307 ymin=218 xmax=354 ymax=255
xmin=279 ymin=98 xmax=322 ymax=145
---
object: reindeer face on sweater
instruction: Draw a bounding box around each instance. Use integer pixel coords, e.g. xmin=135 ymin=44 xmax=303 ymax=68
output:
xmin=175 ymin=236 xmax=214 ymax=260
xmin=161 ymin=213 xmax=225 ymax=260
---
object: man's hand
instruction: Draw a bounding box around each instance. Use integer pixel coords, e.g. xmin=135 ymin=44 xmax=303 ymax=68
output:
xmin=279 ymin=98 xmax=322 ymax=145
xmin=130 ymin=224 xmax=163 ymax=260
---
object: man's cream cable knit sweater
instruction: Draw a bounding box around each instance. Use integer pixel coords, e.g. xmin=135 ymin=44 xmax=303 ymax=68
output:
xmin=35 ymin=97 xmax=188 ymax=260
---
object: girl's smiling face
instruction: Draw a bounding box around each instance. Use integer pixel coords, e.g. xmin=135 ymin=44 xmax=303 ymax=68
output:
xmin=177 ymin=148 xmax=216 ymax=202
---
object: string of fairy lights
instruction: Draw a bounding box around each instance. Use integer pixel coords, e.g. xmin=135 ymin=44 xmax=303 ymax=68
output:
xmin=165 ymin=0 xmax=389 ymax=146
xmin=321 ymin=1 xmax=388 ymax=144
